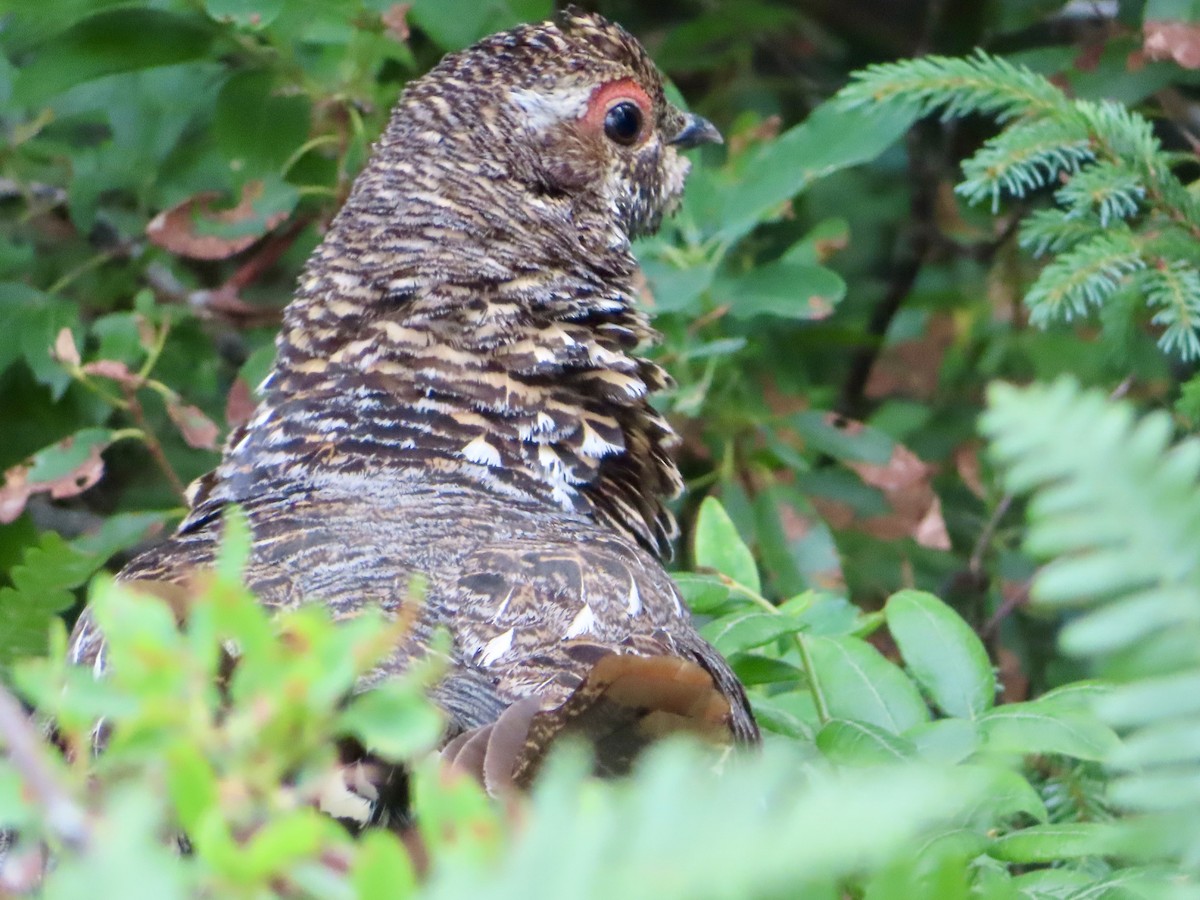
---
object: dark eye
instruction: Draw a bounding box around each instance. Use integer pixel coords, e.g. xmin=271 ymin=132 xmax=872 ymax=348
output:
xmin=604 ymin=101 xmax=643 ymax=146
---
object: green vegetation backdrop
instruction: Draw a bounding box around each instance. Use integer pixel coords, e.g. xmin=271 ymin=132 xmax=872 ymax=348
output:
xmin=3 ymin=0 xmax=1200 ymax=897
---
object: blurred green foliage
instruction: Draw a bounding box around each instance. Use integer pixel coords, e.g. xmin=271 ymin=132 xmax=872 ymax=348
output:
xmin=5 ymin=0 xmax=1200 ymax=896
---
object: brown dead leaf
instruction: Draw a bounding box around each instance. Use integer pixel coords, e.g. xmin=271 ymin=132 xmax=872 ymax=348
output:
xmin=913 ymin=495 xmax=951 ymax=550
xmin=53 ymin=328 xmax=80 ymax=367
xmin=0 ymin=437 xmax=108 ymax=524
xmin=225 ymin=378 xmax=256 ymax=429
xmin=82 ymin=359 xmax=142 ymax=390
xmin=0 ymin=467 xmax=30 ymax=523
xmin=865 ymin=312 xmax=955 ymax=401
xmin=953 ymin=442 xmax=987 ymax=499
xmin=382 ymin=3 xmax=411 ymax=42
xmin=147 ymin=181 xmax=289 ymax=260
xmin=1145 ymin=21 xmax=1200 ymax=69
xmin=813 ymin=438 xmax=951 ymax=551
xmin=167 ymin=400 xmax=220 ymax=450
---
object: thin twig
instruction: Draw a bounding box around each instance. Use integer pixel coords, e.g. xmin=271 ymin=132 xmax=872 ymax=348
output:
xmin=124 ymin=391 xmax=189 ymax=502
xmin=969 ymin=493 xmax=1013 ymax=576
xmin=0 ymin=683 xmax=89 ymax=851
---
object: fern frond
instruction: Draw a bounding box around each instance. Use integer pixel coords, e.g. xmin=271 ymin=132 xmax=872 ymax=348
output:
xmin=1025 ymin=231 xmax=1145 ymax=324
xmin=957 ymin=119 xmax=1093 ymax=212
xmin=983 ymin=380 xmax=1200 ymax=868
xmin=837 ymin=49 xmax=1068 ymax=122
xmin=1054 ymin=162 xmax=1146 ymax=227
xmin=1143 ymin=262 xmax=1200 ymax=360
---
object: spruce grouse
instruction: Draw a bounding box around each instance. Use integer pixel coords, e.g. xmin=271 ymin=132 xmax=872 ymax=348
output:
xmin=67 ymin=9 xmax=759 ymax=808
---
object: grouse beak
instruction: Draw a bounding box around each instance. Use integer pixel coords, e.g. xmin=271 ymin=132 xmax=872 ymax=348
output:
xmin=668 ymin=113 xmax=723 ymax=149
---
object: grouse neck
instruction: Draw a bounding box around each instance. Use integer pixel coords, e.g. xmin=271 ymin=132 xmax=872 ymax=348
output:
xmin=217 ymin=163 xmax=683 ymax=557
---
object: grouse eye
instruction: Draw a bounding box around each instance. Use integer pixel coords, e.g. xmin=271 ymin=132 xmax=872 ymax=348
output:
xmin=603 ymin=101 xmax=643 ymax=146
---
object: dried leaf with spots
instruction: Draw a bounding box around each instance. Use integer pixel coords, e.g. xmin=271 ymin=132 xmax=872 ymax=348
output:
xmin=0 ymin=429 xmax=114 ymax=524
xmin=813 ymin=437 xmax=951 ymax=551
xmin=146 ymin=180 xmax=290 ymax=260
xmin=1144 ymin=21 xmax=1200 ymax=69
xmin=167 ymin=400 xmax=221 ymax=450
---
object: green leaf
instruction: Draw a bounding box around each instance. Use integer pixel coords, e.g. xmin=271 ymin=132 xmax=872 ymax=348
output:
xmin=339 ymin=682 xmax=444 ymax=760
xmin=904 ymin=718 xmax=981 ymax=764
xmin=807 ymin=635 xmax=930 ymax=734
xmin=353 ymin=830 xmax=419 ymax=900
xmin=693 ymin=496 xmax=761 ymax=594
xmin=817 ymin=719 xmax=916 ymax=764
xmin=672 ymin=572 xmax=733 ymax=615
xmin=700 ymin=609 xmax=802 ymax=656
xmin=980 ymin=700 xmax=1120 ymax=761
xmin=885 ymin=590 xmax=996 ymax=719
xmin=166 ymin=741 xmax=219 ymax=835
xmin=12 ymin=9 xmax=214 ymax=105
xmin=408 ymin=0 xmax=554 ymax=51
xmin=214 ymin=71 xmax=311 ymax=178
xmin=26 ymin=427 xmax=114 ymax=483
xmin=713 ymin=102 xmax=912 ymax=244
xmin=790 ymin=411 xmax=894 ymax=464
xmin=988 ymin=823 xmax=1116 ymax=863
xmin=716 ymin=260 xmax=845 ymax=321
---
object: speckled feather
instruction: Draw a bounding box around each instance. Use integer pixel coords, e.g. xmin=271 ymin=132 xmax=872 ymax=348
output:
xmin=68 ymin=10 xmax=758 ymax=801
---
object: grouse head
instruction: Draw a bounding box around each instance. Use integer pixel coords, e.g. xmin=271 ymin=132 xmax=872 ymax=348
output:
xmin=391 ymin=9 xmax=721 ymax=240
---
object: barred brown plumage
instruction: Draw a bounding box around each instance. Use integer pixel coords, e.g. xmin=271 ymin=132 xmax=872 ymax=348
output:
xmin=67 ymin=8 xmax=758 ymax=819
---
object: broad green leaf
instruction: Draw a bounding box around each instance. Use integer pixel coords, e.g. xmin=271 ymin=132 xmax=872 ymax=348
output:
xmin=885 ymin=590 xmax=996 ymax=719
xmin=981 ymin=701 xmax=1120 ymax=761
xmin=782 ymin=218 xmax=851 ymax=266
xmin=672 ymin=572 xmax=733 ymax=615
xmin=790 ymin=411 xmax=895 ymax=464
xmin=807 ymin=635 xmax=930 ymax=734
xmin=26 ymin=427 xmax=114 ymax=483
xmin=701 ymin=609 xmax=801 ymax=656
xmin=339 ymin=682 xmax=444 ymax=760
xmin=729 ymin=653 xmax=804 ymax=687
xmin=214 ymin=72 xmax=311 ymax=178
xmin=712 ymin=102 xmax=912 ymax=244
xmin=693 ymin=496 xmax=761 ymax=594
xmin=988 ymin=823 xmax=1116 ymax=863
xmin=0 ymin=284 xmax=79 ymax=397
xmin=408 ymin=0 xmax=554 ymax=50
xmin=12 ymin=9 xmax=214 ymax=105
xmin=716 ymin=259 xmax=845 ymax=321
xmin=750 ymin=691 xmax=819 ymax=740
xmin=961 ymin=766 xmax=1048 ymax=823
xmin=639 ymin=255 xmax=717 ymax=315
xmin=166 ymin=741 xmax=219 ymax=834
xmin=904 ymin=718 xmax=981 ymax=764
xmin=817 ymin=719 xmax=916 ymax=765
xmin=353 ymin=830 xmax=419 ymax=900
